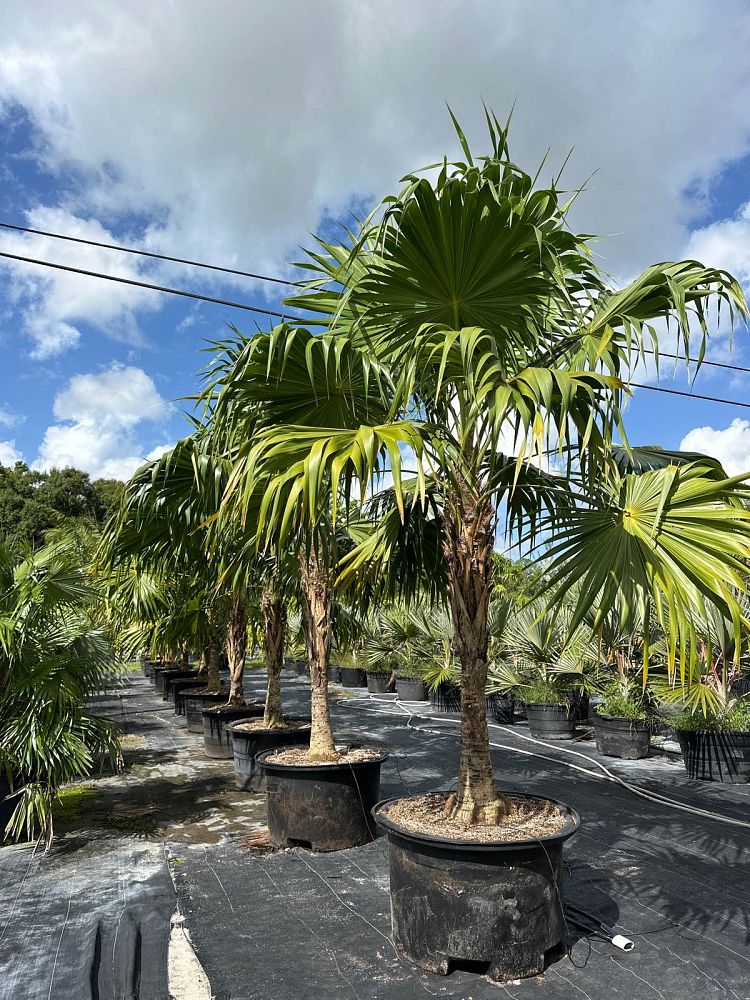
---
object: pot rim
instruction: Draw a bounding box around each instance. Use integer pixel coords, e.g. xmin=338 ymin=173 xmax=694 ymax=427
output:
xmin=372 ymin=791 xmax=580 ymax=851
xmin=675 ymin=727 xmax=750 ymax=739
xmin=228 ymin=716 xmax=312 ymax=735
xmin=202 ymin=701 xmax=264 ymax=718
xmin=257 ymin=744 xmax=389 ymax=773
xmin=593 ymin=710 xmax=650 ymax=725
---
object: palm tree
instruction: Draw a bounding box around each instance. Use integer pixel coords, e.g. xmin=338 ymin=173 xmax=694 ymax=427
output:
xmin=0 ymin=536 xmax=119 ymax=845
xmin=220 ymin=111 xmax=750 ymax=824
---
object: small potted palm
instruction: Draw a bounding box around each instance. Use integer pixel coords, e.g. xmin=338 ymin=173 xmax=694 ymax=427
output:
xmin=592 ymin=677 xmax=656 ymax=759
xmin=503 ymin=603 xmax=593 ymax=740
xmin=655 ymin=638 xmax=750 ymax=783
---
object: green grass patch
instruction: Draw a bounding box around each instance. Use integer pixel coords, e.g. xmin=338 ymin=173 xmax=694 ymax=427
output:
xmin=53 ymin=783 xmax=100 ymax=821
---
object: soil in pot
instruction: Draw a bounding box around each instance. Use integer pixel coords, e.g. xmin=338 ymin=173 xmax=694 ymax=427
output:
xmin=179 ymin=688 xmax=229 ymax=731
xmin=260 ymin=744 xmax=388 ymax=851
xmin=526 ymin=702 xmax=576 ymax=740
xmin=487 ymin=693 xmax=514 ymax=725
xmin=366 ymin=671 xmax=392 ymax=694
xmin=593 ymin=712 xmax=650 ymax=759
xmin=230 ymin=718 xmax=312 ymax=792
xmin=340 ymin=666 xmax=366 ymax=688
xmin=676 ymin=729 xmax=750 ymax=783
xmin=429 ymin=682 xmax=461 ymax=714
xmin=203 ymin=702 xmax=265 ymax=759
xmin=396 ymin=676 xmax=427 ymax=701
xmin=373 ymin=792 xmax=580 ymax=982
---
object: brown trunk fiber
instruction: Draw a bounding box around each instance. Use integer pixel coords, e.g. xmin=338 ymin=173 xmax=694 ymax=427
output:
xmin=196 ymin=648 xmax=207 ymax=680
xmin=206 ymin=641 xmax=221 ymax=693
xmin=180 ymin=642 xmax=190 ymax=671
xmin=226 ymin=593 xmax=247 ymax=705
xmin=299 ymin=545 xmax=337 ymax=760
xmin=262 ymin=580 xmax=286 ymax=728
xmin=443 ymin=489 xmax=511 ymax=825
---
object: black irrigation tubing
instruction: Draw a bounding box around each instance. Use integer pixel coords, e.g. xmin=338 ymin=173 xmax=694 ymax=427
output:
xmin=629 ymin=381 xmax=750 ymax=409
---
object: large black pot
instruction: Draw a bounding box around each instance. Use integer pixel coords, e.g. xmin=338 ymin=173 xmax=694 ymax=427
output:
xmin=676 ymin=729 xmax=750 ymax=783
xmin=396 ymin=677 xmax=427 ymax=701
xmin=179 ymin=689 xmax=229 ymax=731
xmin=260 ymin=745 xmax=388 ymax=851
xmin=149 ymin=662 xmax=176 ymax=688
xmin=327 ymin=664 xmax=342 ymax=684
xmin=162 ymin=670 xmax=199 ymax=702
xmin=366 ymin=671 xmax=391 ymax=694
xmin=340 ymin=667 xmax=366 ymax=688
xmin=526 ymin=703 xmax=576 ymax=740
xmin=429 ymin=683 xmax=461 ymax=714
xmin=167 ymin=675 xmax=203 ymax=710
xmin=202 ymin=703 xmax=265 ymax=759
xmin=154 ymin=665 xmax=186 ymax=695
xmin=230 ymin=718 xmax=311 ymax=791
xmin=487 ymin=693 xmax=515 ymax=725
xmin=593 ymin=712 xmax=650 ymax=759
xmin=373 ymin=794 xmax=580 ymax=982
xmin=294 ymin=660 xmax=308 ymax=677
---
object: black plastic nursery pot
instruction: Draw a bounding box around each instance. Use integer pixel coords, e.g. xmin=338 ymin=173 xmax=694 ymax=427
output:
xmin=373 ymin=794 xmax=580 ymax=982
xmin=676 ymin=729 xmax=750 ymax=783
xmin=429 ymin=682 xmax=461 ymax=714
xmin=526 ymin=703 xmax=577 ymax=740
xmin=487 ymin=693 xmax=515 ymax=725
xmin=593 ymin=712 xmax=651 ymax=760
xmin=202 ymin=703 xmax=265 ymax=759
xmin=260 ymin=745 xmax=388 ymax=851
xmin=396 ymin=677 xmax=427 ymax=701
xmin=562 ymin=688 xmax=590 ymax=723
xmin=340 ymin=667 xmax=367 ymax=688
xmin=327 ymin=664 xmax=342 ymax=684
xmin=162 ymin=670 xmax=199 ymax=702
xmin=180 ymin=689 xmax=229 ymax=731
xmin=167 ymin=675 xmax=203 ymax=709
xmin=294 ymin=660 xmax=308 ymax=677
xmin=153 ymin=664 xmax=183 ymax=695
xmin=149 ymin=662 xmax=176 ymax=688
xmin=230 ymin=718 xmax=312 ymax=791
xmin=366 ymin=671 xmax=392 ymax=694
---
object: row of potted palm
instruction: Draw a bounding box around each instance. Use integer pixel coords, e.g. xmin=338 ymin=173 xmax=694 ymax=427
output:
xmin=100 ymin=110 xmax=750 ymax=985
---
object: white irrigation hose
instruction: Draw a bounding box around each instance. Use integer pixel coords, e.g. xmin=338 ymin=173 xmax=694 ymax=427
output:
xmin=338 ymin=692 xmax=750 ymax=831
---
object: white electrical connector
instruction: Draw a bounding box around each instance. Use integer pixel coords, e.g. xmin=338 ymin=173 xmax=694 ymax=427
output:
xmin=611 ymin=934 xmax=635 ymax=952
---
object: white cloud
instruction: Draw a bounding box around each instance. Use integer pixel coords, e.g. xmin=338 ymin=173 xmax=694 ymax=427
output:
xmin=0 ymin=207 xmax=161 ymax=358
xmin=686 ymin=202 xmax=750 ymax=288
xmin=680 ymin=418 xmax=750 ymax=476
xmin=0 ymin=0 xmax=749 ymax=314
xmin=146 ymin=443 xmax=174 ymax=461
xmin=0 ymin=406 xmax=23 ymax=428
xmin=34 ymin=363 xmax=171 ymax=479
xmin=0 ymin=440 xmax=22 ymax=465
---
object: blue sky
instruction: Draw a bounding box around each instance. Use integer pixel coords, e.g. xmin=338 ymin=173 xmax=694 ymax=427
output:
xmin=2 ymin=2 xmax=750 ymax=480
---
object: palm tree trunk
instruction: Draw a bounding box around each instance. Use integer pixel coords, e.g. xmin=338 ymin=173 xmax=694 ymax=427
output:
xmin=262 ymin=578 xmax=286 ymax=728
xmin=206 ymin=641 xmax=221 ymax=692
xmin=299 ymin=545 xmax=337 ymax=760
xmin=226 ymin=592 xmax=247 ymax=705
xmin=180 ymin=641 xmax=190 ymax=671
xmin=444 ymin=489 xmax=511 ymax=824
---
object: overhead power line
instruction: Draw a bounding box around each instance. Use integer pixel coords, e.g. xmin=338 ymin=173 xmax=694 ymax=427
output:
xmin=0 ymin=220 xmax=303 ymax=288
xmin=2 ymin=217 xmax=750 ymax=379
xmin=1 ymin=245 xmax=750 ymax=411
xmin=0 ymin=249 xmax=311 ymax=324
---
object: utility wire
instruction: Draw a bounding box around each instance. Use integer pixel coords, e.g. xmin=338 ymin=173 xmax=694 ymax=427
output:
xmin=0 ymin=219 xmax=304 ymax=288
xmin=3 ymin=218 xmax=750 ymax=379
xmin=629 ymin=382 xmax=750 ymax=410
xmin=0 ymin=249 xmax=311 ymax=324
xmin=2 ymin=245 xmax=750 ymax=411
